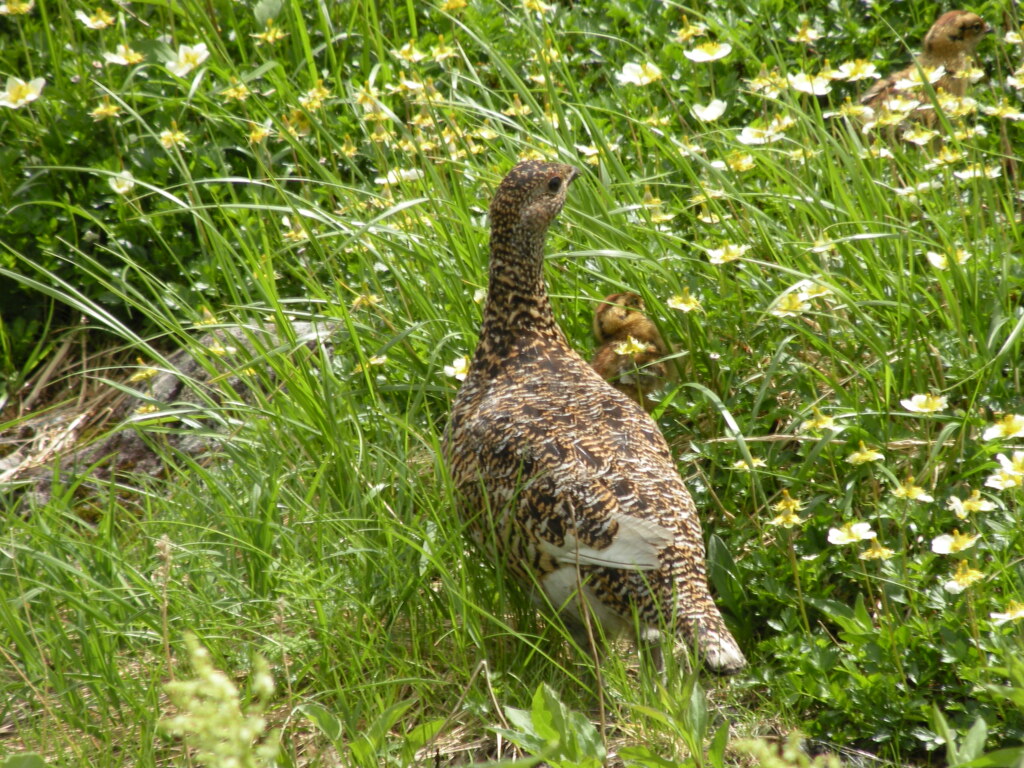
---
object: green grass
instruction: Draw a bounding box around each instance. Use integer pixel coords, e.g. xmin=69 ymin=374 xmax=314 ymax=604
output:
xmin=2 ymin=0 xmax=1024 ymax=765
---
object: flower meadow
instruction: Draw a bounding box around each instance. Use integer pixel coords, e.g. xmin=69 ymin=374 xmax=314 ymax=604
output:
xmin=2 ymin=0 xmax=1024 ymax=765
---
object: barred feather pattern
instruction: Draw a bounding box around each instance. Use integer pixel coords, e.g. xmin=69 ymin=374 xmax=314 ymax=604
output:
xmin=442 ymin=161 xmax=745 ymax=674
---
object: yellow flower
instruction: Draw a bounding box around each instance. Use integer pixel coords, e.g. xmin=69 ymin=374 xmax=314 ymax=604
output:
xmin=859 ymin=539 xmax=895 ymax=560
xmin=299 ymin=79 xmax=331 ymax=110
xmin=731 ymin=457 xmax=766 ymax=471
xmin=991 ymin=600 xmax=1024 ymax=626
xmin=432 ymin=36 xmax=457 ymax=62
xmin=828 ymin=521 xmax=876 ymax=545
xmin=769 ymin=510 xmax=805 ymax=528
xmin=931 ymin=529 xmax=980 ymax=554
xmin=248 ymin=123 xmax=271 ymax=144
xmin=891 ymin=477 xmax=933 ymax=503
xmin=772 ymin=489 xmax=803 ymax=514
xmin=800 ymin=407 xmax=836 ymax=432
xmin=251 ymin=18 xmax=287 ymax=45
xmin=128 ymin=357 xmax=158 ymax=382
xmin=846 ymin=441 xmax=884 ymax=465
xmin=725 ymin=151 xmax=755 ymax=172
xmin=502 ymin=94 xmax=531 ymax=116
xmin=900 ymin=393 xmax=947 ymax=413
xmin=392 ymin=39 xmax=427 ymax=63
xmin=134 ymin=403 xmax=160 ymax=416
xmin=89 ymin=97 xmax=121 ymax=120
xmin=159 ymin=124 xmax=189 ymax=149
xmin=221 ymin=79 xmax=251 ymax=102
xmin=351 ymin=294 xmax=382 ymax=310
xmin=983 ymin=413 xmax=1024 ymax=441
xmin=674 ymin=19 xmax=707 ymax=43
xmin=75 ymin=7 xmax=114 ymax=28
xmin=943 ymin=559 xmax=984 ymax=593
xmin=206 ymin=340 xmax=237 ymax=356
xmin=982 ymin=99 xmax=1024 ymax=121
xmin=439 ymin=0 xmax=466 ymax=9
xmin=668 ymin=288 xmax=702 ymax=313
xmin=788 ymin=19 xmax=823 ymax=44
xmin=0 ymin=76 xmax=44 ymax=109
xmin=614 ymin=336 xmax=650 ymax=356
xmin=522 ymin=0 xmax=554 ymax=13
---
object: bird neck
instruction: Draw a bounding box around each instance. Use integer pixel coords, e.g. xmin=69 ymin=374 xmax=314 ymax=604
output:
xmin=479 ymin=227 xmax=563 ymax=340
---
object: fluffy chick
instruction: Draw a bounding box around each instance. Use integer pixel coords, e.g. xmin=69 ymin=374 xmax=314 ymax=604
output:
xmin=591 ymin=292 xmax=669 ymax=411
xmin=860 ymin=10 xmax=990 ymax=117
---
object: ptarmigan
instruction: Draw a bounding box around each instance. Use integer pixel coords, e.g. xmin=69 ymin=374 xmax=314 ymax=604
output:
xmin=860 ymin=10 xmax=990 ymax=113
xmin=442 ymin=161 xmax=746 ymax=674
xmin=591 ymin=292 xmax=669 ymax=412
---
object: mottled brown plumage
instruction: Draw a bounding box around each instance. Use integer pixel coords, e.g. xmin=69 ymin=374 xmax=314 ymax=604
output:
xmin=591 ymin=292 xmax=669 ymax=412
xmin=860 ymin=10 xmax=990 ymax=112
xmin=442 ymin=161 xmax=745 ymax=674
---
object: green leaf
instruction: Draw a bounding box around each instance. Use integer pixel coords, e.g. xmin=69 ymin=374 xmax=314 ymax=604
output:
xmin=708 ymin=722 xmax=730 ymax=768
xmin=958 ymin=717 xmax=989 ymax=765
xmin=299 ymin=703 xmax=343 ymax=743
xmin=0 ymin=755 xmax=48 ymax=768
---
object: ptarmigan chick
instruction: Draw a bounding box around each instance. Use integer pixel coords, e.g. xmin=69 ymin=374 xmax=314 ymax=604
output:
xmin=591 ymin=292 xmax=669 ymax=411
xmin=442 ymin=161 xmax=746 ymax=675
xmin=860 ymin=10 xmax=990 ymax=117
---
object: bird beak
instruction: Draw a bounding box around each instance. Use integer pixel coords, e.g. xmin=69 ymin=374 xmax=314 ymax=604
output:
xmin=567 ymin=166 xmax=581 ymax=184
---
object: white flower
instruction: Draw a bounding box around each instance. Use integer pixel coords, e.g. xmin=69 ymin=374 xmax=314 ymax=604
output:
xmin=684 ymin=42 xmax=732 ymax=63
xmin=900 ymin=393 xmax=947 ymax=413
xmin=444 ymin=356 xmax=470 ymax=381
xmin=931 ymin=530 xmax=980 ymax=554
xmin=828 ymin=522 xmax=876 ymax=545
xmin=954 ymin=164 xmax=1002 ymax=181
xmin=108 ymin=170 xmax=135 ymax=195
xmin=736 ymin=124 xmax=784 ymax=145
xmin=0 ymin=76 xmax=44 ymax=108
xmin=166 ymin=42 xmax=210 ymax=77
xmin=894 ymin=65 xmax=945 ymax=91
xmin=983 ymin=414 xmax=1024 ymax=441
xmin=691 ymin=98 xmax=727 ymax=122
xmin=903 ymin=126 xmax=939 ymax=146
xmin=706 ymin=243 xmax=750 ymax=264
xmin=75 ymin=7 xmax=113 ymax=28
xmin=103 ymin=44 xmax=143 ymax=66
xmin=787 ymin=72 xmax=832 ymax=95
xmin=374 ymin=168 xmax=425 ymax=185
xmin=616 ymin=62 xmax=662 ymax=86
xmin=837 ymin=59 xmax=879 ymax=81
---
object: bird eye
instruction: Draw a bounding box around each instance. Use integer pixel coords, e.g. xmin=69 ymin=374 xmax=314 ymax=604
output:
xmin=547 ymin=177 xmax=562 ymax=193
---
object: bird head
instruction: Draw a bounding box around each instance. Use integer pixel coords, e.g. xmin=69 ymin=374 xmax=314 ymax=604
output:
xmin=489 ymin=161 xmax=579 ymax=243
xmin=594 ymin=292 xmax=647 ymax=342
xmin=924 ymin=10 xmax=991 ymax=58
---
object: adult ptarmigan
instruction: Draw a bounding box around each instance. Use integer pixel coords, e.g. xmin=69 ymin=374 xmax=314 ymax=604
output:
xmin=442 ymin=160 xmax=745 ymax=674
